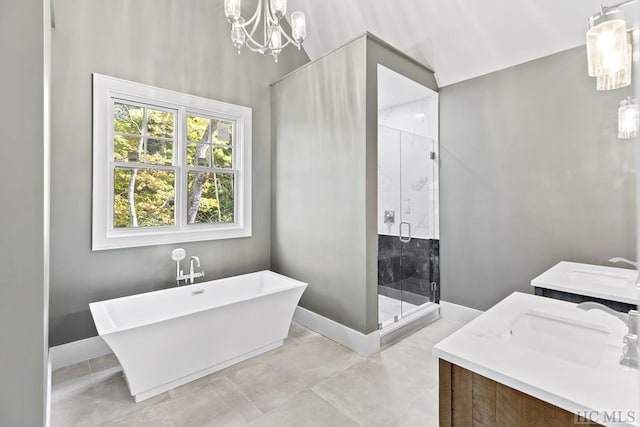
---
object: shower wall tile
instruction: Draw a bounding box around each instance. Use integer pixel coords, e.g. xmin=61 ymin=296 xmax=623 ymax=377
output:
xmin=378 ymin=99 xmax=430 ymax=138
xmin=378 ymin=235 xmax=440 ymax=303
xmin=400 ymin=132 xmax=433 ymax=192
xmin=378 ymin=97 xmax=440 ymax=240
xmin=378 ymin=130 xmax=437 ymax=240
xmin=378 ymin=126 xmax=401 ymax=236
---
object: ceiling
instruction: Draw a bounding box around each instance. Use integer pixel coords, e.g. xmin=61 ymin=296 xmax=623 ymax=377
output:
xmin=287 ymin=0 xmax=638 ymax=87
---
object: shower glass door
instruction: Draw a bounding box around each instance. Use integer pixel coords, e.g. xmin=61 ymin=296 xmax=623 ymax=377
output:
xmin=378 ymin=125 xmax=438 ymax=328
xmin=398 ymin=131 xmax=438 ymax=317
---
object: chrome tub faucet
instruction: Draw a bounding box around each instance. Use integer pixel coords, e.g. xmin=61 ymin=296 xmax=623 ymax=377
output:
xmin=189 ymin=256 xmax=202 ymax=285
xmin=171 ymin=248 xmax=205 ymax=286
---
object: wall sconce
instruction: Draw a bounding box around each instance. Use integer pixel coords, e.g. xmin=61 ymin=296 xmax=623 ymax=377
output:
xmin=618 ymin=96 xmax=640 ymax=138
xmin=586 ymin=2 xmax=636 ymax=90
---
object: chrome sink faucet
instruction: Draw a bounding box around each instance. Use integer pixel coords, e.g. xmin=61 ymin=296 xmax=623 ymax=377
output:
xmin=609 ymin=257 xmax=638 ymax=268
xmin=171 ymin=248 xmax=205 ymax=286
xmin=577 ymin=302 xmax=640 ymax=369
xmin=609 ymin=257 xmax=640 ymax=286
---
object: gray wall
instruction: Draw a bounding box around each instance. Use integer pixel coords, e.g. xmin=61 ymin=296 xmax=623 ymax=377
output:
xmin=50 ymin=0 xmax=309 ymax=346
xmin=271 ymin=37 xmax=370 ymax=333
xmin=271 ymin=34 xmax=437 ymax=334
xmin=440 ymin=46 xmax=636 ymax=311
xmin=0 ymin=0 xmax=50 ymax=425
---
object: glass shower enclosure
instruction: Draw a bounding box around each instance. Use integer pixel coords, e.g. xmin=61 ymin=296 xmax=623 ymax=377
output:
xmin=377 ymin=65 xmax=440 ymax=330
xmin=377 ymin=127 xmax=439 ymax=328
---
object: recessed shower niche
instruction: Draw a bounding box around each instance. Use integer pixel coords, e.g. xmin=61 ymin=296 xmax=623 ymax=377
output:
xmin=377 ymin=65 xmax=440 ymax=330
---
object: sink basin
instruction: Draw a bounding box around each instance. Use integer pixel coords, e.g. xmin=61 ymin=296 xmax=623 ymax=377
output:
xmin=531 ymin=261 xmax=639 ymax=305
xmin=499 ymin=310 xmax=610 ymax=367
xmin=568 ymin=268 xmax=633 ymax=289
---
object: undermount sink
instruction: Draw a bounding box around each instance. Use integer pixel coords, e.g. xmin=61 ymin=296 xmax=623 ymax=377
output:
xmin=568 ymin=268 xmax=633 ymax=289
xmin=499 ymin=310 xmax=610 ymax=367
xmin=531 ymin=261 xmax=639 ymax=306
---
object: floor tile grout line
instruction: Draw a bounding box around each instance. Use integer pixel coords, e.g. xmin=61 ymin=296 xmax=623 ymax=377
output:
xmin=51 ymin=362 xmax=94 ymax=395
xmin=296 ymin=347 xmax=367 ymax=393
xmin=223 ymin=374 xmax=266 ymax=419
xmin=309 ymin=388 xmax=365 ymax=427
xmin=309 ymin=353 xmax=374 ymax=397
xmin=86 ymin=359 xmax=97 ymax=385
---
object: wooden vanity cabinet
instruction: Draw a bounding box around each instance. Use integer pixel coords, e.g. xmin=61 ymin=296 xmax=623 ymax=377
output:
xmin=439 ymin=359 xmax=603 ymax=427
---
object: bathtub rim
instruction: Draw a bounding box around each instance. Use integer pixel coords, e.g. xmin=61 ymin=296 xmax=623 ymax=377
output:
xmin=89 ymin=270 xmax=307 ymax=336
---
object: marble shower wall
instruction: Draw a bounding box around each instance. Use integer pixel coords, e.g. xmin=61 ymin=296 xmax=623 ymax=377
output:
xmin=378 ymin=235 xmax=440 ymax=305
xmin=377 ymin=98 xmax=440 ymax=240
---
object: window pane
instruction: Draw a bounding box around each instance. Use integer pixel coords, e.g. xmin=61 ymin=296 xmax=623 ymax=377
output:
xmin=187 ymin=115 xmax=211 ymax=143
xmin=213 ymin=120 xmax=234 ymax=146
xmin=146 ymin=139 xmax=173 ymax=165
xmin=114 ymin=135 xmax=142 ymax=162
xmin=187 ymin=143 xmax=211 ymax=167
xmin=212 ymin=145 xmax=232 ymax=168
xmin=114 ymin=103 xmax=143 ymax=135
xmin=147 ymin=109 xmax=174 ymax=138
xmin=113 ymin=168 xmax=175 ymax=228
xmin=187 ymin=172 xmax=234 ymax=224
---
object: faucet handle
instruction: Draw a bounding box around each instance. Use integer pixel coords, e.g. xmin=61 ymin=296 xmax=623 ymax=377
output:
xmin=576 ymin=301 xmax=631 ymax=326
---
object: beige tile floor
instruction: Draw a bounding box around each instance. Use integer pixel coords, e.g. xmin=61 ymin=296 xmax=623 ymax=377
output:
xmin=51 ymin=319 xmax=463 ymax=427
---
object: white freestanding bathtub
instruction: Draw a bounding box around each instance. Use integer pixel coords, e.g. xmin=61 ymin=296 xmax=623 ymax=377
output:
xmin=89 ymin=270 xmax=307 ymax=402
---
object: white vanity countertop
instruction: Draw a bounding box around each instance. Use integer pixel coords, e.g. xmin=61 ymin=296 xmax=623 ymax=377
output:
xmin=531 ymin=261 xmax=639 ymax=305
xmin=433 ymin=292 xmax=639 ymax=427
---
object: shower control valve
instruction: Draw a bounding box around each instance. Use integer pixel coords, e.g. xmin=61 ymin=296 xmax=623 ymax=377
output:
xmin=384 ymin=210 xmax=395 ymax=224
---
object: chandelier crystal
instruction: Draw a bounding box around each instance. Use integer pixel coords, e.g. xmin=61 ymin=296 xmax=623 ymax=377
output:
xmin=224 ymin=0 xmax=306 ymax=63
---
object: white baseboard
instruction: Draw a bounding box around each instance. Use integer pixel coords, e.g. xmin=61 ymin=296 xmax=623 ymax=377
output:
xmin=46 ymin=354 xmax=51 ymax=427
xmin=49 ymin=336 xmax=112 ymax=370
xmin=439 ymin=300 xmax=483 ymax=324
xmin=293 ymin=306 xmax=380 ymax=356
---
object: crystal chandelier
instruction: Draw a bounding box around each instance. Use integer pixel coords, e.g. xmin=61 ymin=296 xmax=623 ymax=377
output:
xmin=619 ymin=96 xmax=640 ymax=139
xmin=224 ymin=0 xmax=307 ymax=62
xmin=586 ymin=1 xmax=636 ymax=90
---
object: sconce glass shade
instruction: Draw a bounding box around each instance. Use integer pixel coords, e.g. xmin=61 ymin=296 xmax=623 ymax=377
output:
xmin=596 ymin=32 xmax=633 ymax=90
xmin=586 ymin=8 xmax=632 ymax=90
xmin=619 ymin=96 xmax=640 ymax=139
xmin=224 ymin=0 xmax=241 ymax=21
xmin=291 ymin=11 xmax=306 ymax=44
xmin=587 ymin=9 xmax=628 ymax=75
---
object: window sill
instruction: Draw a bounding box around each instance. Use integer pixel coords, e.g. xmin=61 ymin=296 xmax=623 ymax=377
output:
xmin=92 ymin=225 xmax=252 ymax=251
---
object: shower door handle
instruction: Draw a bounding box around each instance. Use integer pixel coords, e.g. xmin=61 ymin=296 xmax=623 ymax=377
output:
xmin=399 ymin=222 xmax=411 ymax=243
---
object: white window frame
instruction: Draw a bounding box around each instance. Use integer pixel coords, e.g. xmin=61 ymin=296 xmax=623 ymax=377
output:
xmin=92 ymin=74 xmax=252 ymax=250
